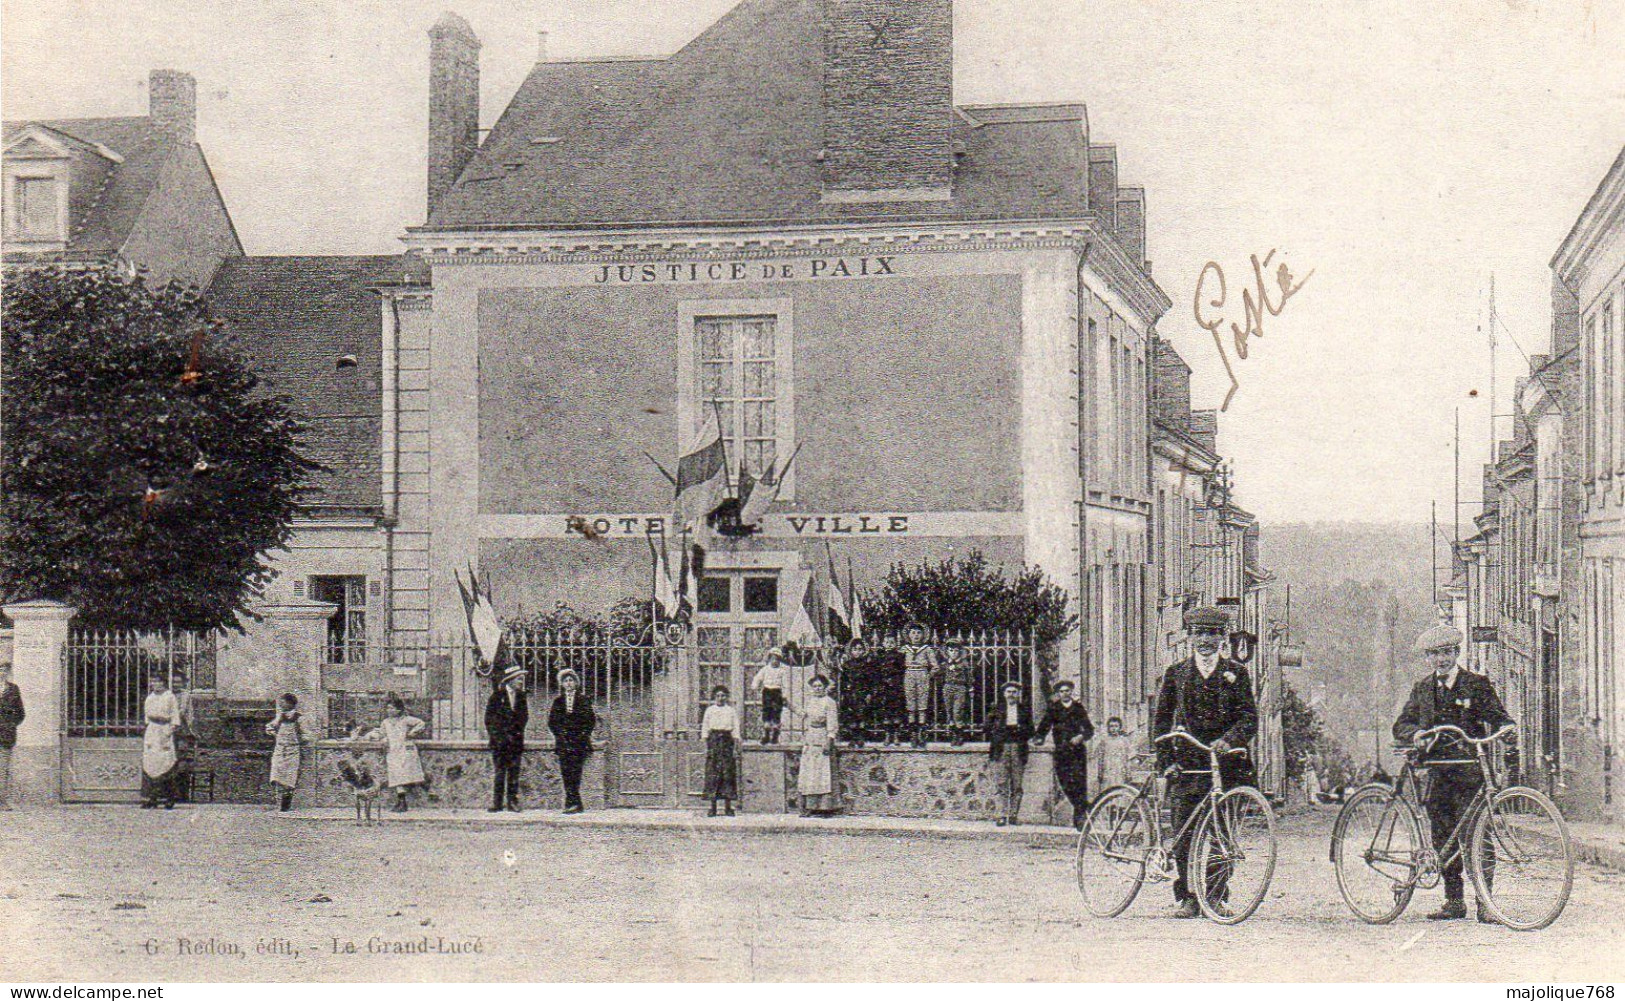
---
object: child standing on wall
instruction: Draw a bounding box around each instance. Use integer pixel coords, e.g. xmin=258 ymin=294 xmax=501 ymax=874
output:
xmin=265 ymin=693 xmax=303 ymax=812
xmin=899 ymin=624 xmax=939 ymax=748
xmin=939 ymin=637 xmax=973 ymax=746
xmin=368 ymin=696 xmax=427 ymax=813
xmin=752 ymin=647 xmax=789 ymax=745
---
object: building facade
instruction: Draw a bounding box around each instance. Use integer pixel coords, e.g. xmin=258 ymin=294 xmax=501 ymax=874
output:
xmin=2 ymin=69 xmax=242 ymax=287
xmin=1553 ymin=145 xmax=1625 ymax=823
xmin=399 ymin=0 xmax=1172 ymax=736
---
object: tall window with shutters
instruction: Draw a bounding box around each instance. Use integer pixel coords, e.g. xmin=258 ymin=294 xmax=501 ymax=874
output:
xmin=696 ymin=315 xmax=778 ymax=479
xmin=681 ymin=301 xmax=795 ymax=496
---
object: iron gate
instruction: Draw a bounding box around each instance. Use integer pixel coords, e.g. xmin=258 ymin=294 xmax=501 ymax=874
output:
xmin=61 ymin=628 xmax=213 ymax=802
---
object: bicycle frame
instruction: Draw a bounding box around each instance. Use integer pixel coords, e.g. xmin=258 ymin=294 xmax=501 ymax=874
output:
xmin=1351 ymin=724 xmax=1513 ymax=882
xmin=1095 ymin=730 xmax=1245 ymax=872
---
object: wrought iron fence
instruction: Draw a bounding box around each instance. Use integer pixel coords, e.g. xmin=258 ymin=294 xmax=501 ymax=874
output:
xmin=63 ymin=627 xmax=216 ymax=737
xmin=829 ymin=628 xmax=1037 ymax=745
xmin=328 ymin=626 xmax=1037 ymax=746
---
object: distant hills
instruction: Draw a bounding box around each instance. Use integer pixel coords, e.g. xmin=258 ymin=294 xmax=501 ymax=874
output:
xmin=1261 ymin=521 xmax=1440 ymax=773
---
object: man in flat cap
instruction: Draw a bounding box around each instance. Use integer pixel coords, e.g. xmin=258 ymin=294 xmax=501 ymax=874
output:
xmin=1153 ymin=605 xmax=1258 ymax=918
xmin=1032 ymin=679 xmax=1095 ymax=828
xmin=1393 ymin=622 xmax=1514 ymax=922
xmin=985 ymin=680 xmax=1034 ymax=826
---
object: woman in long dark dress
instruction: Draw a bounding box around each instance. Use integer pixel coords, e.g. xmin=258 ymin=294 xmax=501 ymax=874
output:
xmin=700 ymin=684 xmax=739 ymax=816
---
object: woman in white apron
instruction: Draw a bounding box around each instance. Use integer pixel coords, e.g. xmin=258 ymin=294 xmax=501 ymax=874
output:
xmin=265 ymin=693 xmax=304 ymax=811
xmin=798 ymin=675 xmax=839 ymax=816
xmin=141 ymin=673 xmax=181 ymax=809
xmin=368 ymin=695 xmax=427 ymax=812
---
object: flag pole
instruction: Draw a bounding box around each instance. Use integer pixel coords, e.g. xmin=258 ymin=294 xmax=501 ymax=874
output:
xmin=708 ymin=397 xmax=735 ymax=499
xmin=642 ymin=451 xmax=677 ymax=487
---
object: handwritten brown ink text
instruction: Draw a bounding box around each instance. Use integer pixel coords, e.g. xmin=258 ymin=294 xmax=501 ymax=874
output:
xmin=1194 ymin=250 xmax=1313 ymax=410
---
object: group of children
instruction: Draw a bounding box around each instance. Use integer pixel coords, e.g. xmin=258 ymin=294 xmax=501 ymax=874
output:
xmin=838 ymin=625 xmax=977 ymax=747
xmin=263 ymin=692 xmax=429 ymax=823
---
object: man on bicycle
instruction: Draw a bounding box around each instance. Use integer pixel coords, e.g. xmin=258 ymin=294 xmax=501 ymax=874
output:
xmin=1392 ymin=623 xmax=1514 ymax=922
xmin=1152 ymin=605 xmax=1258 ymax=918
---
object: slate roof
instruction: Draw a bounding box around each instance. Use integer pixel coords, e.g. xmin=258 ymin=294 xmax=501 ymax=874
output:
xmin=1 ymin=116 xmax=178 ymax=257
xmin=425 ymin=0 xmax=1092 ymax=230
xmin=207 ymin=255 xmax=429 ymax=512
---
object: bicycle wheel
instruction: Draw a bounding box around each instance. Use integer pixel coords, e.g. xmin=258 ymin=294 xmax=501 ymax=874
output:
xmin=1469 ymin=786 xmax=1574 ymax=931
xmin=1076 ymin=786 xmax=1153 ymax=918
xmin=1331 ymin=784 xmax=1421 ymax=924
xmin=1191 ymin=785 xmax=1277 ymax=924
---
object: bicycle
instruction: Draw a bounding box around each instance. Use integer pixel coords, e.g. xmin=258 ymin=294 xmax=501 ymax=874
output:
xmin=1329 ymin=723 xmax=1574 ymax=930
xmin=1075 ymin=728 xmax=1278 ymax=924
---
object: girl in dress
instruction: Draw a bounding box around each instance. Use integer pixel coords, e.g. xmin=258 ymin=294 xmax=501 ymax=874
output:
xmin=265 ymin=693 xmax=303 ymax=812
xmin=140 ymin=673 xmax=181 ymax=809
xmin=368 ymin=696 xmax=427 ymax=813
xmin=798 ymin=675 xmax=839 ymax=817
xmin=700 ymin=685 xmax=740 ymax=817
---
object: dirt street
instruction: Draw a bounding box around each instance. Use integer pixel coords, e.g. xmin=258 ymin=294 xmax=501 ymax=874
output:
xmin=2 ymin=806 xmax=1621 ymax=982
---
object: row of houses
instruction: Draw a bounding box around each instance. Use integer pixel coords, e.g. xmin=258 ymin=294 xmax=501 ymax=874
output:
xmin=1447 ymin=146 xmax=1625 ymax=824
xmin=3 ymin=0 xmax=1283 ymax=810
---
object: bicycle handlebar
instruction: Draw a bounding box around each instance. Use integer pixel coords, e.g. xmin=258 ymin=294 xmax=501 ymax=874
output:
xmin=1412 ymin=723 xmax=1516 ymax=748
xmin=1153 ymin=728 xmax=1248 ymax=756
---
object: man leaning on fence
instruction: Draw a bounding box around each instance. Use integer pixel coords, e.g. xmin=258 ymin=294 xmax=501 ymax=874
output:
xmin=986 ymin=680 xmax=1033 ymax=826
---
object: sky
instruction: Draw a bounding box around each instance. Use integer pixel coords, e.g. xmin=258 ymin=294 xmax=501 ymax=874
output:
xmin=4 ymin=0 xmax=1623 ymax=526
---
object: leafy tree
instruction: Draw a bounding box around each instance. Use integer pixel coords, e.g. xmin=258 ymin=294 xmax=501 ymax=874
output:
xmin=1280 ymin=680 xmax=1326 ymax=781
xmin=0 ymin=268 xmax=314 ymax=632
xmin=861 ymin=550 xmax=1078 ymax=648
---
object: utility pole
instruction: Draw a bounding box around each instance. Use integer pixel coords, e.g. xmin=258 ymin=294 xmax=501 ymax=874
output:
xmin=1431 ymin=500 xmax=1438 ymax=608
xmin=1488 ymin=274 xmax=1498 ymax=452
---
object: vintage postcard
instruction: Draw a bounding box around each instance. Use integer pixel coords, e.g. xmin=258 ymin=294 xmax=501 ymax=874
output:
xmin=1 ymin=0 xmax=1623 ymax=987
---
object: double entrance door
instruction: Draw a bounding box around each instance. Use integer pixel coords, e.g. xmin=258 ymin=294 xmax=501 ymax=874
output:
xmin=693 ymin=570 xmax=781 ymax=740
xmin=606 ymin=569 xmax=782 ymax=809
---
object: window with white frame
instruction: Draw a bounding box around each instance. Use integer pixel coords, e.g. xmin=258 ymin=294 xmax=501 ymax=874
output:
xmin=9 ymin=176 xmax=59 ymax=239
xmin=680 ymin=300 xmax=795 ymax=493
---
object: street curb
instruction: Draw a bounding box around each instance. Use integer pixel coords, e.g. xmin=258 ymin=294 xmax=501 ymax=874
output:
xmin=1569 ymin=835 xmax=1625 ymax=873
xmin=276 ymin=808 xmax=1080 ymax=848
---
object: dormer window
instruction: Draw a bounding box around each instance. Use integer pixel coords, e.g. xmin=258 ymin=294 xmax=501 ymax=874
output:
xmin=12 ymin=176 xmax=61 ymax=239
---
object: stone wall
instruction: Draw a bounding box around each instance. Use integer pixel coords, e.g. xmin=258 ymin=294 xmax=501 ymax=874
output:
xmin=744 ymin=745 xmax=1068 ymax=824
xmin=186 ymin=741 xmax=606 ymax=812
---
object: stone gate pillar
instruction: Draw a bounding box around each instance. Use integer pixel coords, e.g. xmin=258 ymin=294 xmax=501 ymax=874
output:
xmin=216 ymin=600 xmax=337 ymax=735
xmin=4 ymin=599 xmax=77 ymax=805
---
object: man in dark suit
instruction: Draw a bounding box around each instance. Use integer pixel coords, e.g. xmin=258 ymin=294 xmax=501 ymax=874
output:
xmin=548 ymin=668 xmax=596 ymax=814
xmin=485 ymin=665 xmax=529 ymax=813
xmin=1153 ymin=606 xmax=1258 ymax=918
xmin=1393 ymin=623 xmax=1514 ymax=922
xmin=985 ymin=680 xmax=1034 ymax=826
xmin=0 ymin=659 xmax=24 ymax=810
xmin=1032 ymin=679 xmax=1095 ymax=828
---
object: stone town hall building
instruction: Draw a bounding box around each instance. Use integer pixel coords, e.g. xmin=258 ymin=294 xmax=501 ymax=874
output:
xmin=385 ymin=0 xmax=1173 ymax=717
xmin=10 ymin=0 xmax=1288 ymax=811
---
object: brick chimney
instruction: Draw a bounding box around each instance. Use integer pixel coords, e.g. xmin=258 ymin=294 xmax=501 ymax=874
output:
xmin=1115 ymin=187 xmax=1147 ymax=271
xmin=149 ymin=70 xmax=196 ymax=143
xmin=1152 ymin=337 xmax=1193 ymax=430
xmin=1188 ymin=410 xmax=1219 ymax=454
xmin=1088 ymin=146 xmax=1118 ymax=232
xmin=427 ymin=12 xmax=480 ymax=218
xmin=821 ymin=0 xmax=955 ymax=203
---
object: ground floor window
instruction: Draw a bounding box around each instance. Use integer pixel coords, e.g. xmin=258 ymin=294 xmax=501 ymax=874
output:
xmin=311 ymin=574 xmax=368 ymax=663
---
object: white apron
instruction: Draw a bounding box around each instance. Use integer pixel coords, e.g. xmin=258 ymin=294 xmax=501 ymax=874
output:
xmin=142 ymin=691 xmax=179 ymax=778
xmin=798 ymin=696 xmax=838 ymax=796
xmin=373 ymin=715 xmax=427 ymax=788
xmin=266 ymin=713 xmax=303 ymax=788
